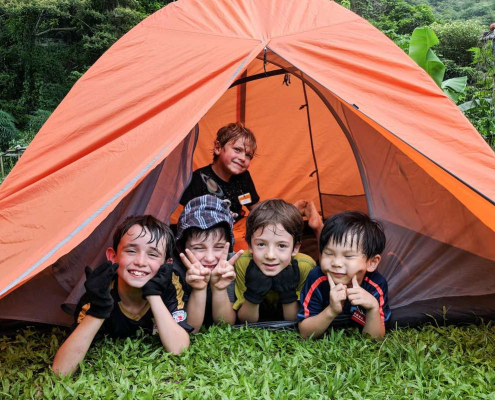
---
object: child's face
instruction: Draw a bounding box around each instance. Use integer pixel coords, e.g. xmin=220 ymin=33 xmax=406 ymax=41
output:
xmin=249 ymin=223 xmax=300 ymax=277
xmin=185 ymin=230 xmax=228 ymax=271
xmin=214 ymin=137 xmax=253 ymax=176
xmin=320 ymin=234 xmax=380 ymax=286
xmin=106 ymin=224 xmax=167 ymax=290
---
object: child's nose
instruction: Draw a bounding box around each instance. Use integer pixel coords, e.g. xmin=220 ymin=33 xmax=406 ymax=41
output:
xmin=204 ymin=249 xmax=216 ymax=263
xmin=265 ymin=247 xmax=276 ymax=259
xmin=134 ymin=253 xmax=146 ymax=266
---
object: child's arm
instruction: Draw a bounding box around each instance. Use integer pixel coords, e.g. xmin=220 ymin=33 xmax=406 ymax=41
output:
xmin=237 ymin=261 xmax=272 ymax=323
xmin=346 ymin=275 xmax=385 ymax=339
xmin=299 ymin=273 xmax=346 ymax=339
xmin=210 ymin=244 xmax=242 ymax=325
xmin=272 ymin=261 xmax=300 ymax=321
xmin=142 ymin=265 xmax=190 ymax=353
xmin=52 ymin=261 xmax=118 ymax=375
xmin=52 ymin=316 xmax=104 ymax=375
xmin=147 ymin=296 xmax=190 ymax=354
xmin=180 ymin=249 xmax=211 ymax=333
xmin=237 ymin=300 xmax=260 ymax=323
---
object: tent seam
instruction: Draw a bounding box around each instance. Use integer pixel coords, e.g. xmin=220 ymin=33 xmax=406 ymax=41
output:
xmin=141 ymin=25 xmax=264 ymax=42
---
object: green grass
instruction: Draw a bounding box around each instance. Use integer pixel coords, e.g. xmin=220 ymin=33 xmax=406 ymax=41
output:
xmin=1 ymin=324 xmax=495 ymax=399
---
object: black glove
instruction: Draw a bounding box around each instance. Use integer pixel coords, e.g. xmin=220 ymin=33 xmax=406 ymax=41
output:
xmin=243 ymin=260 xmax=273 ymax=305
xmin=84 ymin=261 xmax=119 ymax=319
xmin=272 ymin=259 xmax=300 ymax=304
xmin=142 ymin=263 xmax=173 ymax=299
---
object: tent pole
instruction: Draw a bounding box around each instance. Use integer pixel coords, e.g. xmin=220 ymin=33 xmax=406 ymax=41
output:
xmin=301 ymin=79 xmax=325 ymax=218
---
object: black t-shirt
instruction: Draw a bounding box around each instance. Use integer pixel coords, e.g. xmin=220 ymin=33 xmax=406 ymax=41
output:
xmin=75 ymin=274 xmax=193 ymax=338
xmin=180 ymin=165 xmax=259 ymax=221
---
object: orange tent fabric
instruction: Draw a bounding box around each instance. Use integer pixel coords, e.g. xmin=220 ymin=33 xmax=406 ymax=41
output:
xmin=1 ymin=0 xmax=495 ymax=326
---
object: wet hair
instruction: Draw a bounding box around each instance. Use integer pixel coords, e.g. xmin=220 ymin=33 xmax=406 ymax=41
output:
xmin=319 ymin=211 xmax=386 ymax=260
xmin=112 ymin=215 xmax=175 ymax=260
xmin=177 ymin=225 xmax=230 ymax=252
xmin=246 ymin=199 xmax=303 ymax=248
xmin=212 ymin=122 xmax=257 ymax=162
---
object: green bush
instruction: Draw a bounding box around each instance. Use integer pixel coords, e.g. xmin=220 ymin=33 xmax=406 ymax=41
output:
xmin=429 ymin=21 xmax=485 ymax=66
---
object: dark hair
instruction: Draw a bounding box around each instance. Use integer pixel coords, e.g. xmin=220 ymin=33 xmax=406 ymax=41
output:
xmin=113 ymin=215 xmax=175 ymax=260
xmin=319 ymin=211 xmax=386 ymax=260
xmin=213 ymin=122 xmax=257 ymax=162
xmin=246 ymin=199 xmax=303 ymax=248
xmin=177 ymin=225 xmax=230 ymax=252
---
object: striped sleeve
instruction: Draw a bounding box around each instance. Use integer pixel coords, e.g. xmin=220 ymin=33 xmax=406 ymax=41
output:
xmin=297 ymin=268 xmax=328 ymax=321
xmin=363 ymin=275 xmax=391 ymax=325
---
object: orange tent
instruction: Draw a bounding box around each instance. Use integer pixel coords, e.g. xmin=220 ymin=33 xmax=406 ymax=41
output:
xmin=1 ymin=0 xmax=495 ymax=327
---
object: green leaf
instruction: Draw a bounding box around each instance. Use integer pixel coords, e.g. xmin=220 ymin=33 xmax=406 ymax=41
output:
xmin=409 ymin=27 xmax=445 ymax=87
xmin=441 ymin=77 xmax=468 ymax=94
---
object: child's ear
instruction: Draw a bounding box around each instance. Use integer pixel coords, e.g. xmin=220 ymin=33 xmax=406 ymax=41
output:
xmin=291 ymin=242 xmax=301 ymax=257
xmin=366 ymin=254 xmax=381 ymax=272
xmin=213 ymin=140 xmax=222 ymax=156
xmin=106 ymin=247 xmax=117 ymax=263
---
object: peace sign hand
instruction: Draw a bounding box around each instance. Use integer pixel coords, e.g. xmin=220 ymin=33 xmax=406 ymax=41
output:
xmin=180 ymin=249 xmax=211 ymax=291
xmin=327 ymin=273 xmax=347 ymax=315
xmin=211 ymin=243 xmax=242 ymax=291
xmin=346 ymin=275 xmax=379 ymax=311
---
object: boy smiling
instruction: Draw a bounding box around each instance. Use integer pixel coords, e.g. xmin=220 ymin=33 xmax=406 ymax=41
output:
xmin=234 ymin=199 xmax=316 ymax=323
xmin=298 ymin=211 xmax=391 ymax=339
xmin=52 ymin=215 xmax=192 ymax=375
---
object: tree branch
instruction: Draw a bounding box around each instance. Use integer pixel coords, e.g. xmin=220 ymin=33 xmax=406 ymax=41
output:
xmin=35 ymin=27 xmax=77 ymax=37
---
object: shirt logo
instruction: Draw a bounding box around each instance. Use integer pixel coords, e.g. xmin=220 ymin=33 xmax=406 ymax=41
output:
xmin=172 ymin=310 xmax=187 ymax=323
xmin=200 ymin=172 xmax=224 ymax=197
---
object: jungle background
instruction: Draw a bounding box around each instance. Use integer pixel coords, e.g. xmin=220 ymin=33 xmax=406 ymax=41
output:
xmin=0 ymin=0 xmax=494 ymax=179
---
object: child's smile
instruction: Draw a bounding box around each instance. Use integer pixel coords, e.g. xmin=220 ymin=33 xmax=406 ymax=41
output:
xmin=249 ymin=223 xmax=300 ymax=277
xmin=320 ymin=235 xmax=380 ymax=286
xmin=107 ymin=224 xmax=167 ymax=290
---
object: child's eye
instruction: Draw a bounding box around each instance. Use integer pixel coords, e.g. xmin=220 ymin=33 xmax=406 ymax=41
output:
xmin=324 ymin=252 xmax=333 ymax=256
xmin=233 ymin=147 xmax=241 ymax=153
xmin=149 ymin=253 xmax=159 ymax=258
xmin=256 ymin=242 xmax=265 ymax=247
xmin=126 ymin=249 xmax=136 ymax=254
xmin=278 ymin=244 xmax=288 ymax=249
xmin=246 ymin=153 xmax=253 ymax=160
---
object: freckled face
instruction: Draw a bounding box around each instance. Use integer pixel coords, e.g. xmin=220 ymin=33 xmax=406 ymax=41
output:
xmin=107 ymin=224 xmax=166 ymax=290
xmin=249 ymin=223 xmax=300 ymax=277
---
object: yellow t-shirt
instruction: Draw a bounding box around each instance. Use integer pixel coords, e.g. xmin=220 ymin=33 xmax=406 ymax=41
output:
xmin=233 ymin=252 xmax=316 ymax=310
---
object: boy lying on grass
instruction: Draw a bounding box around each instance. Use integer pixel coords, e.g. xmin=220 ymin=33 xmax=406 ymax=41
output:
xmin=298 ymin=211 xmax=391 ymax=339
xmin=234 ymin=199 xmax=316 ymax=323
xmin=175 ymin=195 xmax=243 ymax=330
xmin=52 ymin=215 xmax=192 ymax=375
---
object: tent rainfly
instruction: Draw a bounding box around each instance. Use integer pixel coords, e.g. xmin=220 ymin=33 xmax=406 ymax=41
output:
xmin=1 ymin=0 xmax=495 ymax=328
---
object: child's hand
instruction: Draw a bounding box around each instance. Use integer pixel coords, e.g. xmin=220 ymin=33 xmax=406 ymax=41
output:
xmin=84 ymin=261 xmax=119 ymax=319
xmin=272 ymin=260 xmax=300 ymax=304
xmin=181 ymin=249 xmax=211 ymax=291
xmin=211 ymin=243 xmax=242 ymax=291
xmin=327 ymin=273 xmax=346 ymax=315
xmin=142 ymin=263 xmax=173 ymax=299
xmin=346 ymin=275 xmax=379 ymax=311
xmin=243 ymin=261 xmax=273 ymax=304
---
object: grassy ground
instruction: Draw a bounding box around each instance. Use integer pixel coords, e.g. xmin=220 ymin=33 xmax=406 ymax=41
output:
xmin=1 ymin=324 xmax=495 ymax=399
